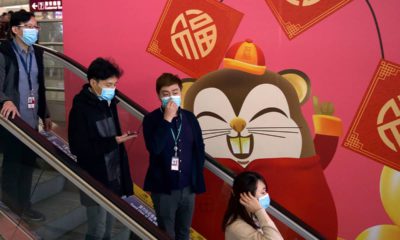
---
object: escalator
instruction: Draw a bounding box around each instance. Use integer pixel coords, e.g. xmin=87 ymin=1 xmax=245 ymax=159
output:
xmin=0 ymin=44 xmax=324 ymax=240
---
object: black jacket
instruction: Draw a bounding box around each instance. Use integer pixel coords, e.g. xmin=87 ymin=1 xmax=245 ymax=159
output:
xmin=0 ymin=39 xmax=49 ymax=119
xmin=143 ymin=108 xmax=206 ymax=194
xmin=68 ymin=84 xmax=133 ymax=205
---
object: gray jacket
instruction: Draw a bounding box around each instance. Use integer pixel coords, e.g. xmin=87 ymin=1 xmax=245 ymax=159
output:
xmin=0 ymin=40 xmax=49 ymax=119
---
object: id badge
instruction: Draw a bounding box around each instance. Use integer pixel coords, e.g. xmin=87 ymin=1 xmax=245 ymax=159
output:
xmin=171 ymin=156 xmax=179 ymax=171
xmin=28 ymin=96 xmax=35 ymax=109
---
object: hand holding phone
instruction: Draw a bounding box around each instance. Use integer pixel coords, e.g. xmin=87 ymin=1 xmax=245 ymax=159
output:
xmin=127 ymin=131 xmax=137 ymax=136
xmin=116 ymin=131 xmax=137 ymax=144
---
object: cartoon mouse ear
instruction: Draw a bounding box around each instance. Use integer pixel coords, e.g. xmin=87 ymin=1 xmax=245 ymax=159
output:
xmin=279 ymin=69 xmax=311 ymax=105
xmin=181 ymin=78 xmax=196 ymax=108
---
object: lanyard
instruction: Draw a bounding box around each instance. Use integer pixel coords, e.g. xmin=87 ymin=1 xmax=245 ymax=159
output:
xmin=170 ymin=113 xmax=182 ymax=145
xmin=159 ymin=107 xmax=183 ymax=155
xmin=12 ymin=42 xmax=33 ymax=91
xmin=170 ymin=114 xmax=182 ymax=155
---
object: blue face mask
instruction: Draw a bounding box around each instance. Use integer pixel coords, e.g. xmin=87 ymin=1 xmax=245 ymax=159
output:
xmin=20 ymin=28 xmax=38 ymax=46
xmin=99 ymin=87 xmax=115 ymax=101
xmin=161 ymin=96 xmax=181 ymax=108
xmin=258 ymin=194 xmax=270 ymax=209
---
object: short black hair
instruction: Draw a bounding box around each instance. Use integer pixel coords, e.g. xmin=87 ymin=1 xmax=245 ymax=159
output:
xmin=87 ymin=58 xmax=123 ymax=82
xmin=156 ymin=73 xmax=182 ymax=94
xmin=9 ymin=10 xmax=34 ymax=37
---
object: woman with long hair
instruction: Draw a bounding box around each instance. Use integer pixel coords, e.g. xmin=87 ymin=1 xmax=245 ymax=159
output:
xmin=222 ymin=171 xmax=283 ymax=240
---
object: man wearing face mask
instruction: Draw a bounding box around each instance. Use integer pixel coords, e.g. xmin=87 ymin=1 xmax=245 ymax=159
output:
xmin=143 ymin=73 xmax=206 ymax=240
xmin=68 ymin=58 xmax=135 ymax=240
xmin=0 ymin=10 xmax=52 ymax=221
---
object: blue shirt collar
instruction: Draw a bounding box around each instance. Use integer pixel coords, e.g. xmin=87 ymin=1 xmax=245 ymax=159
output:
xmin=12 ymin=38 xmax=34 ymax=54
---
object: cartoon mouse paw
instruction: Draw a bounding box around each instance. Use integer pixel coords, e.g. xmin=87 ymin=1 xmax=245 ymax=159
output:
xmin=312 ymin=96 xmax=342 ymax=137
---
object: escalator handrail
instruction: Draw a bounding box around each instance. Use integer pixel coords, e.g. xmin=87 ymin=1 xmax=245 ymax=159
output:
xmin=37 ymin=44 xmax=237 ymax=180
xmin=0 ymin=115 xmax=170 ymax=240
xmin=36 ymin=44 xmax=324 ymax=240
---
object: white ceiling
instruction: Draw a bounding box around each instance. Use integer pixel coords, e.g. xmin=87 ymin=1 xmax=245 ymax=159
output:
xmin=0 ymin=0 xmax=28 ymax=7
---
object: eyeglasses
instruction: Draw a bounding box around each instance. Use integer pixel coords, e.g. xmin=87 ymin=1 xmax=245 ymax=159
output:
xmin=17 ymin=25 xmax=40 ymax=30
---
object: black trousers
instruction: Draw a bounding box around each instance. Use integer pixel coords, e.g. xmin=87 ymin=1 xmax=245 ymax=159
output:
xmin=0 ymin=126 xmax=36 ymax=215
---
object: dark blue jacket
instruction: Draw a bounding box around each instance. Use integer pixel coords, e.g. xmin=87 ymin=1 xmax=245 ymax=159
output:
xmin=143 ymin=108 xmax=206 ymax=194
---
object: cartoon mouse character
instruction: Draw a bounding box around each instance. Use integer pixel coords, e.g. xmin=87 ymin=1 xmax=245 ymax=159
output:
xmin=182 ymin=40 xmax=342 ymax=239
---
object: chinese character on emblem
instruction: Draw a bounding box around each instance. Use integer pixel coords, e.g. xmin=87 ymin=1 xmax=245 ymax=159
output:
xmin=265 ymin=0 xmax=353 ymax=39
xmin=147 ymin=0 xmax=243 ymax=78
xmin=344 ymin=60 xmax=400 ymax=171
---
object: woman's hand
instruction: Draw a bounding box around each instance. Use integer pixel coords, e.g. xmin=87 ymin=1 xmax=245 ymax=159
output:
xmin=239 ymin=192 xmax=263 ymax=213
